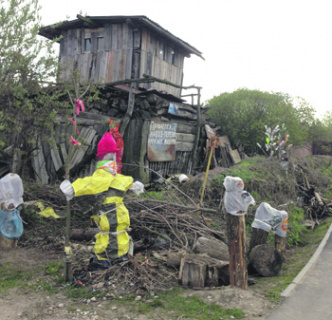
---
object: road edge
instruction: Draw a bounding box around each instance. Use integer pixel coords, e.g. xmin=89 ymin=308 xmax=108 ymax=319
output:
xmin=281 ymin=222 xmax=332 ymax=298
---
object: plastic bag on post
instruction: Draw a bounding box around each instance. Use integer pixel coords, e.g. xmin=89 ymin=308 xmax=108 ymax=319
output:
xmin=275 ymin=210 xmax=288 ymax=237
xmin=0 ymin=209 xmax=23 ymax=239
xmin=0 ymin=173 xmax=24 ymax=209
xmin=223 ymin=176 xmax=255 ymax=215
xmin=252 ymin=202 xmax=288 ymax=237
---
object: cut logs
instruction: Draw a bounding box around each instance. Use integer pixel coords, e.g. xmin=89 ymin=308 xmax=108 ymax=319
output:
xmin=193 ymin=236 xmax=229 ymax=261
xmin=178 ymin=253 xmax=229 ymax=288
xmin=248 ymin=244 xmax=283 ymax=277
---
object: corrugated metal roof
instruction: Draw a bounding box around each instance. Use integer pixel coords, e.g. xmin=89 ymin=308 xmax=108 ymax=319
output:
xmin=39 ymin=15 xmax=204 ymax=59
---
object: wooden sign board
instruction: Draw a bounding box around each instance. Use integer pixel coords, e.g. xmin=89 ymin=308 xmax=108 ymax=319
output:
xmin=219 ymin=136 xmax=231 ymax=147
xmin=229 ymin=149 xmax=242 ymax=164
xmin=148 ymin=121 xmax=177 ymax=162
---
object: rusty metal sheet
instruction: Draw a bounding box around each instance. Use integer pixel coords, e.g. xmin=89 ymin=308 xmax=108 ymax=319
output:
xmin=148 ymin=121 xmax=177 ymax=162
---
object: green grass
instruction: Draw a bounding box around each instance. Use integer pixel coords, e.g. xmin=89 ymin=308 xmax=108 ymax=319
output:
xmin=45 ymin=261 xmax=64 ymax=276
xmin=0 ymin=262 xmax=34 ymax=293
xmin=127 ymin=288 xmax=245 ymax=319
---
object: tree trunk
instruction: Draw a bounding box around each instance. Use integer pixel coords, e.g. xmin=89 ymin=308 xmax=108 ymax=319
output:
xmin=0 ymin=233 xmax=17 ymax=249
xmin=274 ymin=234 xmax=286 ymax=262
xmin=226 ymin=213 xmax=248 ymax=290
xmin=248 ymin=228 xmax=269 ymax=255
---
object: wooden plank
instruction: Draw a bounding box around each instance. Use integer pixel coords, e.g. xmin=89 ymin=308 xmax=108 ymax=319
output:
xmin=219 ymin=136 xmax=231 ymax=147
xmin=31 ymin=140 xmax=49 ymax=184
xmin=50 ymin=137 xmax=63 ymax=172
xmin=112 ymin=24 xmax=118 ymax=50
xmin=133 ymin=28 xmax=141 ymax=49
xmin=119 ymin=49 xmax=126 ymax=80
xmin=125 ymin=48 xmax=133 ymax=79
xmin=176 ymin=133 xmax=195 ymax=143
xmin=98 ymin=51 xmax=108 ymax=82
xmin=106 ymin=51 xmax=115 ymax=82
xmin=175 ymin=141 xmax=194 ymax=152
xmin=176 ymin=122 xmax=196 ymax=134
xmin=60 ymin=143 xmax=68 ymax=163
xmin=70 ymin=127 xmax=88 ymax=168
xmin=70 ymin=128 xmax=97 ymax=169
xmin=229 ymin=149 xmax=242 ymax=164
xmin=139 ymin=120 xmax=150 ymax=184
xmin=77 ymin=28 xmax=83 ymax=54
xmin=103 ymin=24 xmax=110 ymax=50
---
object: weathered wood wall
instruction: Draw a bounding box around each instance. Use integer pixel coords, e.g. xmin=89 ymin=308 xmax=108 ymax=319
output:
xmin=57 ymin=24 xmax=185 ymax=97
xmin=31 ymin=112 xmax=111 ymax=184
xmin=31 ymin=87 xmax=214 ymax=184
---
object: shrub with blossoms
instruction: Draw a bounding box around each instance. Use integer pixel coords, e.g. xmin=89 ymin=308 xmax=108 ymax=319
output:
xmin=257 ymin=124 xmax=293 ymax=161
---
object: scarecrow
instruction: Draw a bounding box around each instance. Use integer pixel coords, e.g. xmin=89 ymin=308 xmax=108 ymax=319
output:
xmin=60 ymin=128 xmax=133 ymax=268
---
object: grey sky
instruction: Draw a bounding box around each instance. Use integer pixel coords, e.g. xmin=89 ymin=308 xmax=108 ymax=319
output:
xmin=39 ymin=0 xmax=332 ymax=117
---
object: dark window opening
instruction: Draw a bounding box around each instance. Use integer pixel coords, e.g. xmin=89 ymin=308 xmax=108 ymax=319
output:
xmin=160 ymin=43 xmax=165 ymax=61
xmin=84 ymin=38 xmax=91 ymax=51
xmin=171 ymin=50 xmax=177 ymax=66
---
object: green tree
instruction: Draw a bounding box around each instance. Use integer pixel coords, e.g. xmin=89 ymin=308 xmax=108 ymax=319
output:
xmin=206 ymin=88 xmax=316 ymax=155
xmin=0 ymin=0 xmax=65 ymax=174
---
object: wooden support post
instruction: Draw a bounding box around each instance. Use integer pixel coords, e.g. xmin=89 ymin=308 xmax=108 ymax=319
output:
xmin=274 ymin=234 xmax=286 ymax=262
xmin=192 ymin=87 xmax=201 ymax=173
xmin=227 ymin=213 xmax=248 ymax=290
xmin=0 ymin=233 xmax=17 ymax=249
xmin=248 ymin=228 xmax=269 ymax=255
xmin=120 ymin=82 xmax=136 ymax=136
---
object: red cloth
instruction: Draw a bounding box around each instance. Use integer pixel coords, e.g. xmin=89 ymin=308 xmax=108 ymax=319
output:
xmin=109 ymin=120 xmax=124 ymax=174
xmin=96 ymin=132 xmax=119 ymax=160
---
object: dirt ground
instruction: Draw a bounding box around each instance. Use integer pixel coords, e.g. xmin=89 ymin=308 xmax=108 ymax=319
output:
xmin=0 ymin=247 xmax=277 ymax=320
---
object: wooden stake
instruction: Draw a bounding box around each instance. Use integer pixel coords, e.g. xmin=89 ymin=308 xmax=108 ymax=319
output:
xmin=274 ymin=234 xmax=286 ymax=262
xmin=227 ymin=213 xmax=248 ymax=290
xmin=248 ymin=228 xmax=269 ymax=255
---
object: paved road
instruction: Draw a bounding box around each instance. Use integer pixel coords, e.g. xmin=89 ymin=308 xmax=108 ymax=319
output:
xmin=265 ymin=223 xmax=332 ymax=320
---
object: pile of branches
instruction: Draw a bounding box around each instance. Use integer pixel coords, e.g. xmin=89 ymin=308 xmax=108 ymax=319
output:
xmin=296 ymin=166 xmax=332 ymax=223
xmin=126 ymin=197 xmax=225 ymax=250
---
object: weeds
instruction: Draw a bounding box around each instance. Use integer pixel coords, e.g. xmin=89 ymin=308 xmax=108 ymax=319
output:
xmin=286 ymin=205 xmax=307 ymax=247
xmin=0 ymin=262 xmax=33 ymax=293
xmin=125 ymin=288 xmax=245 ymax=319
xmin=45 ymin=261 xmax=64 ymax=276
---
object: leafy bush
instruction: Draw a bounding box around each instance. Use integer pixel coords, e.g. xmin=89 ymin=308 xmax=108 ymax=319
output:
xmin=286 ymin=205 xmax=307 ymax=247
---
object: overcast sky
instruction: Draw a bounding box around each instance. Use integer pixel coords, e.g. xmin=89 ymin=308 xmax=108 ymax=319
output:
xmin=39 ymin=0 xmax=332 ymax=118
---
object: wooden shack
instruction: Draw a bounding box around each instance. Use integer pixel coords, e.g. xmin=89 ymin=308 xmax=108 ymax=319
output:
xmin=39 ymin=15 xmax=204 ymax=97
xmin=36 ymin=15 xmax=216 ymax=184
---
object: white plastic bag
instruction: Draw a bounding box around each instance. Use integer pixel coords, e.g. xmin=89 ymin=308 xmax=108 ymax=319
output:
xmin=0 ymin=173 xmax=24 ymax=209
xmin=223 ymin=176 xmax=255 ymax=216
xmin=129 ymin=181 xmax=145 ymax=196
xmin=252 ymin=202 xmax=288 ymax=237
xmin=275 ymin=210 xmax=288 ymax=237
xmin=60 ymin=179 xmax=74 ymax=201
